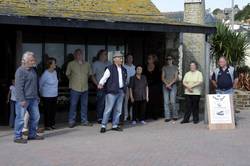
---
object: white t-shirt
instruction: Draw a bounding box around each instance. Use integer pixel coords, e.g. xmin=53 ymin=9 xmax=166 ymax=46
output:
xmin=99 ymin=66 xmax=124 ymax=88
xmin=10 ymin=85 xmax=16 ymax=101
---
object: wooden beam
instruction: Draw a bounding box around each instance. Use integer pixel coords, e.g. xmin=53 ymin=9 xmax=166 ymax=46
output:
xmin=0 ymin=16 xmax=216 ymax=34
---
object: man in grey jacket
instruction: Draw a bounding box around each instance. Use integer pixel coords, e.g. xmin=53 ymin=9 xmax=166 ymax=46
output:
xmin=14 ymin=51 xmax=44 ymax=144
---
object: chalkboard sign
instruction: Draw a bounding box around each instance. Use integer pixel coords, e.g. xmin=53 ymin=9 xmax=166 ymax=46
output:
xmin=206 ymin=94 xmax=235 ymax=130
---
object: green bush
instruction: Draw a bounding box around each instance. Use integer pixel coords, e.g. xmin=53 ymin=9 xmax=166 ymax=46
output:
xmin=210 ymin=23 xmax=249 ymax=67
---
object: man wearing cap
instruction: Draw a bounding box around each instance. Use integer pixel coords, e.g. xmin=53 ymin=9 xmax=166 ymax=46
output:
xmin=98 ymin=51 xmax=127 ymax=133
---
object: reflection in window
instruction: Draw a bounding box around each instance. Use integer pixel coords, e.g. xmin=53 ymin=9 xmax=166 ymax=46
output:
xmin=45 ymin=43 xmax=64 ymax=67
xmin=87 ymin=45 xmax=105 ymax=63
xmin=66 ymin=44 xmax=85 ymax=56
xmin=107 ymin=45 xmax=117 ymax=62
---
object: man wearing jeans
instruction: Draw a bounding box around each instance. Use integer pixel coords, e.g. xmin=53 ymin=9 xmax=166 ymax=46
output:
xmin=161 ymin=56 xmax=178 ymax=122
xmin=14 ymin=51 xmax=43 ymax=144
xmin=98 ymin=52 xmax=127 ymax=133
xmin=211 ymin=56 xmax=238 ymax=95
xmin=92 ymin=49 xmax=111 ymax=123
xmin=66 ymin=49 xmax=94 ymax=128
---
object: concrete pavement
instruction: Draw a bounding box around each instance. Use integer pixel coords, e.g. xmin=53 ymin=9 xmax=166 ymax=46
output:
xmin=0 ymin=111 xmax=250 ymax=166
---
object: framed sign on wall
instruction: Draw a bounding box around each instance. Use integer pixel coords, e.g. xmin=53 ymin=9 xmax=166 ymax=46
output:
xmin=206 ymin=94 xmax=235 ymax=130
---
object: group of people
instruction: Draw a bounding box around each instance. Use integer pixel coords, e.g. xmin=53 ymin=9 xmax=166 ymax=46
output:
xmin=9 ymin=47 xmax=238 ymax=144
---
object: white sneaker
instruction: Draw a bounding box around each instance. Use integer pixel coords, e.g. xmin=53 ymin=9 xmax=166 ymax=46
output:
xmin=132 ymin=121 xmax=137 ymax=125
xmin=141 ymin=121 xmax=146 ymax=125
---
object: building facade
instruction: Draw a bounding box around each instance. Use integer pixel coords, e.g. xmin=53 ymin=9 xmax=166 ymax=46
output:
xmin=0 ymin=0 xmax=215 ymax=124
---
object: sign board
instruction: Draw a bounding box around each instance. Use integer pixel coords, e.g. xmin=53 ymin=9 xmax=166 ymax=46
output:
xmin=185 ymin=0 xmax=202 ymax=3
xmin=206 ymin=94 xmax=235 ymax=130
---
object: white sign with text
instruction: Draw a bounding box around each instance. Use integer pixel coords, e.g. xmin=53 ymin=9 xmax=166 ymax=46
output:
xmin=208 ymin=94 xmax=233 ymax=124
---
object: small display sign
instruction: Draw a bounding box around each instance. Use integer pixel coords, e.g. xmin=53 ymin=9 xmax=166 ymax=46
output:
xmin=206 ymin=94 xmax=235 ymax=130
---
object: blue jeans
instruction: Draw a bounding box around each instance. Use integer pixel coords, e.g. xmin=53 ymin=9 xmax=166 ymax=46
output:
xmin=96 ymin=89 xmax=106 ymax=121
xmin=69 ymin=90 xmax=89 ymax=124
xmin=163 ymin=84 xmax=178 ymax=119
xmin=9 ymin=100 xmax=16 ymax=128
xmin=216 ymin=88 xmax=234 ymax=94
xmin=101 ymin=90 xmax=125 ymax=128
xmin=14 ymin=99 xmax=40 ymax=139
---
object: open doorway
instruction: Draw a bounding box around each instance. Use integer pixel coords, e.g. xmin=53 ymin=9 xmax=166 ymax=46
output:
xmin=0 ymin=30 xmax=16 ymax=125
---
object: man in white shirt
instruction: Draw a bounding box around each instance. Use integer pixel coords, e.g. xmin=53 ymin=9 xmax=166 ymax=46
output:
xmin=98 ymin=52 xmax=127 ymax=133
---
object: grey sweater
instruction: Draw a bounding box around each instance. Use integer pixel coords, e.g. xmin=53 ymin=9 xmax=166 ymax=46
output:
xmin=15 ymin=66 xmax=38 ymax=102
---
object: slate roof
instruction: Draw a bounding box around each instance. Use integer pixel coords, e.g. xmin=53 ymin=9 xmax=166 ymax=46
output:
xmin=0 ymin=0 xmax=174 ymax=24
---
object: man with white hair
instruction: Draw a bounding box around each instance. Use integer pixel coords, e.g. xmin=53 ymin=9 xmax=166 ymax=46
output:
xmin=98 ymin=51 xmax=127 ymax=133
xmin=14 ymin=51 xmax=43 ymax=144
xmin=211 ymin=56 xmax=238 ymax=94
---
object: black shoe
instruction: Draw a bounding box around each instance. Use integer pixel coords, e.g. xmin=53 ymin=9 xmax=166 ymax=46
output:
xmin=165 ymin=119 xmax=171 ymax=122
xmin=45 ymin=127 xmax=51 ymax=130
xmin=69 ymin=123 xmax=76 ymax=128
xmin=180 ymin=120 xmax=189 ymax=124
xmin=81 ymin=122 xmax=93 ymax=127
xmin=193 ymin=121 xmax=199 ymax=124
xmin=14 ymin=138 xmax=27 ymax=144
xmin=111 ymin=127 xmax=123 ymax=132
xmin=50 ymin=126 xmax=56 ymax=130
xmin=100 ymin=127 xmax=106 ymax=133
xmin=28 ymin=135 xmax=44 ymax=140
xmin=97 ymin=120 xmax=102 ymax=124
xmin=173 ymin=118 xmax=178 ymax=121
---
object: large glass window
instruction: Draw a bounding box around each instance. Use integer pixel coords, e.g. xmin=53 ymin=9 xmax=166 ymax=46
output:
xmin=45 ymin=43 xmax=64 ymax=67
xmin=66 ymin=44 xmax=85 ymax=56
xmin=87 ymin=45 xmax=105 ymax=63
xmin=87 ymin=33 xmax=106 ymax=64
xmin=107 ymin=36 xmax=125 ymax=61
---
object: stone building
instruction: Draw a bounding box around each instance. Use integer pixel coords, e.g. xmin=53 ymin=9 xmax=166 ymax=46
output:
xmin=0 ymin=0 xmax=215 ymax=124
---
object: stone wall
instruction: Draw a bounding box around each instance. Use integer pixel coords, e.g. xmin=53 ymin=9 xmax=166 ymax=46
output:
xmin=183 ymin=1 xmax=205 ymax=74
xmin=234 ymin=90 xmax=250 ymax=111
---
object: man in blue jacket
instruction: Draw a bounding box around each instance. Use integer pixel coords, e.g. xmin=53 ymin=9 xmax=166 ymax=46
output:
xmin=211 ymin=56 xmax=238 ymax=94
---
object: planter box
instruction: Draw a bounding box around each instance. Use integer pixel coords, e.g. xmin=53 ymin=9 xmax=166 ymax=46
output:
xmin=234 ymin=90 xmax=250 ymax=111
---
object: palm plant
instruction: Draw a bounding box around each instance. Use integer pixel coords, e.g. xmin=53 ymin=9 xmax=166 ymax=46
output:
xmin=210 ymin=23 xmax=249 ymax=67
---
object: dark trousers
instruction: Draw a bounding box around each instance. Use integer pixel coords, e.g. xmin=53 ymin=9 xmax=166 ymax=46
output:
xmin=9 ymin=100 xmax=16 ymax=128
xmin=146 ymin=101 xmax=159 ymax=120
xmin=183 ymin=95 xmax=200 ymax=122
xmin=132 ymin=100 xmax=146 ymax=121
xmin=43 ymin=97 xmax=57 ymax=127
xmin=96 ymin=89 xmax=106 ymax=121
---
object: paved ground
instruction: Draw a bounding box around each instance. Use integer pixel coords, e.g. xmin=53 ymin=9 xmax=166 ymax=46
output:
xmin=0 ymin=111 xmax=250 ymax=166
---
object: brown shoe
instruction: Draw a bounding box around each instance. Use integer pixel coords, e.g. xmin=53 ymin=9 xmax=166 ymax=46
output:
xmin=37 ymin=128 xmax=44 ymax=133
